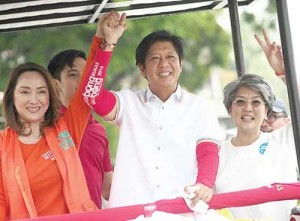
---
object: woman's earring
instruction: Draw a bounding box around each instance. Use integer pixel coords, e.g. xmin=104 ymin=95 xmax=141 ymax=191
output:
xmin=264 ymin=115 xmax=268 ymax=120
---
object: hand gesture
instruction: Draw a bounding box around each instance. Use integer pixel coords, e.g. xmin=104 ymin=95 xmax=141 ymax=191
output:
xmin=96 ymin=11 xmax=127 ymax=45
xmin=184 ymin=183 xmax=213 ymax=207
xmin=254 ymin=29 xmax=285 ymax=75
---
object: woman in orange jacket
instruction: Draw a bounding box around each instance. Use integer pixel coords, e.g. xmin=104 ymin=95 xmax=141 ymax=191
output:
xmin=0 ymin=12 xmax=126 ymax=221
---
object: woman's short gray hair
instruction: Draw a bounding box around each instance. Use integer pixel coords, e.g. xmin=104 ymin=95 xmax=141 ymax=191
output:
xmin=223 ymin=74 xmax=275 ymax=115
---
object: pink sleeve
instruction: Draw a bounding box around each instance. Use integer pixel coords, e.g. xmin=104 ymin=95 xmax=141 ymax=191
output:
xmin=14 ymin=183 xmax=300 ymax=220
xmin=196 ymin=142 xmax=219 ymax=188
xmin=209 ymin=182 xmax=300 ymax=209
xmin=155 ymin=182 xmax=300 ymax=214
xmin=82 ymin=48 xmax=116 ymax=117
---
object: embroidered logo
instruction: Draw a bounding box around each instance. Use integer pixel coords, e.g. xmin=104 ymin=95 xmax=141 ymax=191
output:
xmin=259 ymin=142 xmax=268 ymax=155
xmin=57 ymin=130 xmax=75 ymax=150
xmin=41 ymin=150 xmax=55 ymax=160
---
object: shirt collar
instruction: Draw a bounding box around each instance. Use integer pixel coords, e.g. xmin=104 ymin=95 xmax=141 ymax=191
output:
xmin=144 ymin=84 xmax=183 ymax=103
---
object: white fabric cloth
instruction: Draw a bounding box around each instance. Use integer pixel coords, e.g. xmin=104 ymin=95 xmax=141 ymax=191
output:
xmin=108 ymin=85 xmax=224 ymax=207
xmin=129 ymin=210 xmax=231 ymax=221
xmin=182 ymin=188 xmax=231 ymax=221
xmin=129 ymin=211 xmax=193 ymax=221
xmin=183 ymin=186 xmax=209 ymax=214
xmin=215 ymin=123 xmax=298 ymax=221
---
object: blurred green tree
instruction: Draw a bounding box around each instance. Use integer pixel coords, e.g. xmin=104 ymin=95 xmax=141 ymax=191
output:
xmin=0 ymin=11 xmax=230 ymax=91
xmin=0 ymin=10 xmax=231 ymax=160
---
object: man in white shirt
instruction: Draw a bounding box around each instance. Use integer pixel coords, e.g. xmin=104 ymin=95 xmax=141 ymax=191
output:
xmin=81 ymin=11 xmax=224 ymax=208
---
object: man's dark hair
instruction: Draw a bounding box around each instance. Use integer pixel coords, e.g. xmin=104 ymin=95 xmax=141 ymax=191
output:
xmin=135 ymin=30 xmax=183 ymax=66
xmin=47 ymin=49 xmax=86 ymax=80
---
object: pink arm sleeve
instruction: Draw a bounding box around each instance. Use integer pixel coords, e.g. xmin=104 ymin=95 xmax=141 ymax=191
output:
xmin=15 ymin=183 xmax=300 ymax=220
xmin=82 ymin=48 xmax=116 ymax=116
xmin=196 ymin=142 xmax=219 ymax=188
xmin=155 ymin=182 xmax=300 ymax=214
xmin=210 ymin=182 xmax=300 ymax=209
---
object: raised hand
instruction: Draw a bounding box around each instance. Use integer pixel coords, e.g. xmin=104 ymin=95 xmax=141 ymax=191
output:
xmin=254 ymin=29 xmax=285 ymax=75
xmin=96 ymin=11 xmax=127 ymax=45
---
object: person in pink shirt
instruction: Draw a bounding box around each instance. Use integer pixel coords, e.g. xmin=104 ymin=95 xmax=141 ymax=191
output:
xmin=47 ymin=49 xmax=113 ymax=208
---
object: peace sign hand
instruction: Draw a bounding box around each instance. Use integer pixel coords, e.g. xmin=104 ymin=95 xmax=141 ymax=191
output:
xmin=254 ymin=29 xmax=285 ymax=75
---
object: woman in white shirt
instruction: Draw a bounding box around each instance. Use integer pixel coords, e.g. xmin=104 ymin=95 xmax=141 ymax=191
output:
xmin=186 ymin=30 xmax=298 ymax=220
xmin=215 ymin=29 xmax=299 ymax=221
xmin=214 ymin=73 xmax=298 ymax=221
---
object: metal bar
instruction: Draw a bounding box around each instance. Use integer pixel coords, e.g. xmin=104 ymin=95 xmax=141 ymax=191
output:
xmin=88 ymin=0 xmax=109 ymax=24
xmin=0 ymin=0 xmax=256 ymax=33
xmin=228 ymin=0 xmax=245 ymax=76
xmin=0 ymin=0 xmax=97 ymax=13
xmin=276 ymin=0 xmax=300 ymax=174
xmin=213 ymin=0 xmax=228 ymax=10
xmin=0 ymin=2 xmax=220 ymax=33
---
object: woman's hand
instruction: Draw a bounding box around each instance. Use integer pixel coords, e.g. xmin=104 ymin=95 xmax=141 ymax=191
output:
xmin=254 ymin=29 xmax=285 ymax=75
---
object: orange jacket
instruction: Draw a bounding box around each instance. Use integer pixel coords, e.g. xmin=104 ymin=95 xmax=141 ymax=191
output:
xmin=0 ymin=36 xmax=102 ymax=220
